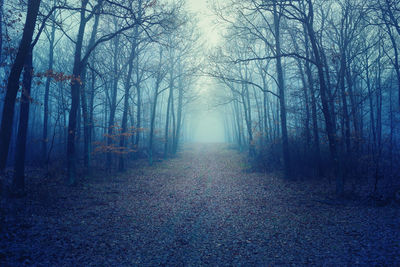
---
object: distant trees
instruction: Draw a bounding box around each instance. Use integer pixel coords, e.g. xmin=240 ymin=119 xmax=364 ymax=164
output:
xmin=373 ymin=0 xmax=400 ymax=108
xmin=0 ymin=0 xmax=198 ymax=193
xmin=211 ymin=0 xmax=400 ymax=196
xmin=2 ymin=0 xmax=397 ymax=198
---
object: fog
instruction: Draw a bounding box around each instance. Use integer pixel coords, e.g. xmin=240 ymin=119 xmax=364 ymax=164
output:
xmin=185 ymin=0 xmax=223 ymax=48
xmin=192 ymin=110 xmax=225 ymax=143
xmin=2 ymin=0 xmax=399 ymax=203
xmin=2 ymin=0 xmax=400 ymax=264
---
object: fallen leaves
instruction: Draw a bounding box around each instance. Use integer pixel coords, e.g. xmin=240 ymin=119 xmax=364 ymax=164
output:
xmin=1 ymin=144 xmax=399 ymax=266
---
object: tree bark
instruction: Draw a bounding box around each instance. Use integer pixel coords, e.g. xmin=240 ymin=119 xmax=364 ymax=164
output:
xmin=134 ymin=63 xmax=141 ymax=150
xmin=0 ymin=0 xmax=41 ymax=173
xmin=80 ymin=8 xmax=100 ymax=175
xmin=273 ymin=1 xmax=290 ymax=178
xmin=0 ymin=0 xmax=3 ymax=64
xmin=149 ymin=49 xmax=163 ymax=165
xmin=67 ymin=0 xmax=88 ymax=185
xmin=12 ymin=48 xmax=33 ymax=193
xmin=118 ymin=35 xmax=137 ymax=171
xmin=164 ymin=84 xmax=173 ymax=158
xmin=42 ymin=20 xmax=56 ymax=162
xmin=305 ymin=0 xmax=342 ymax=194
xmin=173 ymin=61 xmax=183 ymax=154
xmin=106 ymin=34 xmax=120 ymax=170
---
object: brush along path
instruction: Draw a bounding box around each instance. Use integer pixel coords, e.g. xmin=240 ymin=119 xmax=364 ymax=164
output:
xmin=1 ymin=144 xmax=399 ymax=265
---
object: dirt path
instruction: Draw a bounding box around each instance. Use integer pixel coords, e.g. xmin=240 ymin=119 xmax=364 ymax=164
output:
xmin=1 ymin=144 xmax=399 ymax=266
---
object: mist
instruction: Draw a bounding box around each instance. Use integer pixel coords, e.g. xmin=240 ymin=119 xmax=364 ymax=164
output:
xmin=1 ymin=0 xmax=400 ymax=265
xmin=192 ymin=110 xmax=225 ymax=143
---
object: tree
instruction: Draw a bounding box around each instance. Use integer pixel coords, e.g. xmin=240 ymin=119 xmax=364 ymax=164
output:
xmin=0 ymin=0 xmax=41 ymax=173
xmin=42 ymin=15 xmax=56 ymax=162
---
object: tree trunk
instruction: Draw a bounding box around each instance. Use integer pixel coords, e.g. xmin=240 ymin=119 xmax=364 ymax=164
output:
xmin=106 ymin=35 xmax=120 ymax=170
xmin=79 ymin=6 xmax=101 ymax=175
xmin=118 ymin=37 xmax=137 ymax=171
xmin=149 ymin=53 xmax=163 ymax=165
xmin=339 ymin=49 xmax=351 ymax=154
xmin=303 ymin=24 xmax=322 ymax=177
xmin=170 ymin=86 xmax=176 ymax=154
xmin=233 ymin=98 xmax=242 ymax=150
xmin=173 ymin=61 xmax=183 ymax=154
xmin=306 ymin=0 xmax=342 ymax=194
xmin=80 ymin=67 xmax=90 ymax=173
xmin=134 ymin=40 xmax=142 ymax=152
xmin=240 ymin=79 xmax=254 ymax=157
xmin=67 ymin=0 xmax=88 ymax=185
xmin=273 ymin=1 xmax=290 ymax=178
xmin=42 ymin=19 xmax=56 ymax=162
xmin=148 ymin=90 xmax=159 ymax=165
xmin=88 ymin=66 xmax=95 ymax=156
xmin=0 ymin=0 xmax=4 ymax=64
xmin=12 ymin=48 xmax=33 ymax=193
xmin=384 ymin=22 xmax=400 ymax=110
xmin=0 ymin=0 xmax=41 ymax=173
xmin=164 ymin=86 xmax=172 ymax=158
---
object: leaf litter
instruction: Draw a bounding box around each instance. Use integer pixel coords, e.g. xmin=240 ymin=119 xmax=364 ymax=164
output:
xmin=0 ymin=143 xmax=399 ymax=266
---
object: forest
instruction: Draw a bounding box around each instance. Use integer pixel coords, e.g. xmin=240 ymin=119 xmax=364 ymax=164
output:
xmin=210 ymin=0 xmax=400 ymax=197
xmin=0 ymin=0 xmax=399 ymax=265
xmin=0 ymin=0 xmax=203 ymax=190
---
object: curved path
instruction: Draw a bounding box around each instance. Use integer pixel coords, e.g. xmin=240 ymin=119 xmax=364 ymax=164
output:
xmin=1 ymin=144 xmax=399 ymax=266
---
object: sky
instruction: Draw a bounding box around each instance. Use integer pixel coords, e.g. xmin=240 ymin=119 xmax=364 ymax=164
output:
xmin=185 ymin=0 xmax=222 ymax=48
xmin=184 ymin=0 xmax=227 ymax=143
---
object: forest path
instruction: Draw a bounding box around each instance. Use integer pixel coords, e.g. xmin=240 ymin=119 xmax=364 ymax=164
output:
xmin=1 ymin=143 xmax=399 ymax=266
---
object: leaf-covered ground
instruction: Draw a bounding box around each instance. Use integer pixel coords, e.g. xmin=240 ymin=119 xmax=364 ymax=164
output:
xmin=1 ymin=144 xmax=399 ymax=266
